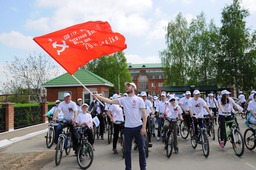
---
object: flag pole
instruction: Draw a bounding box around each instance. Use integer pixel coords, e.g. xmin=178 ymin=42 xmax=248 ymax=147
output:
xmin=71 ymin=74 xmax=105 ymax=106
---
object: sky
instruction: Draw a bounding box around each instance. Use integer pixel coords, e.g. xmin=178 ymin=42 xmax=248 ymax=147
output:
xmin=0 ymin=0 xmax=256 ymax=85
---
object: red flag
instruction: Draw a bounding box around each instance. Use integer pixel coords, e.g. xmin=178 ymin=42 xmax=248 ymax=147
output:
xmin=33 ymin=21 xmax=127 ymax=75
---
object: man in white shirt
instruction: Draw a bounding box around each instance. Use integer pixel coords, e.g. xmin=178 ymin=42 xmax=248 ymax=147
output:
xmin=238 ymin=91 xmax=246 ymax=109
xmin=179 ymin=91 xmax=192 ymax=129
xmin=206 ymin=93 xmax=219 ymax=124
xmin=53 ymin=92 xmax=78 ymax=154
xmin=247 ymin=93 xmax=256 ymax=125
xmin=93 ymin=82 xmax=147 ymax=170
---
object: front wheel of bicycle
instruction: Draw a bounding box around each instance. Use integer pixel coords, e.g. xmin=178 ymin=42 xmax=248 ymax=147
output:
xmin=180 ymin=121 xmax=189 ymax=139
xmin=244 ymin=128 xmax=256 ymax=150
xmin=46 ymin=128 xmax=54 ymax=148
xmin=201 ymin=132 xmax=210 ymax=158
xmin=55 ymin=137 xmax=64 ymax=166
xmin=190 ymin=129 xmax=197 ymax=149
xmin=77 ymin=142 xmax=94 ymax=169
xmin=217 ymin=127 xmax=227 ymax=146
xmin=232 ymin=129 xmax=244 ymax=157
xmin=107 ymin=124 xmax=113 ymax=144
xmin=166 ymin=132 xmax=173 ymax=158
xmin=144 ymin=135 xmax=149 ymax=158
xmin=65 ymin=134 xmax=72 ymax=155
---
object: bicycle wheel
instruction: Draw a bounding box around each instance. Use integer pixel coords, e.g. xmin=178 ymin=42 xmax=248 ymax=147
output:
xmin=232 ymin=129 xmax=244 ymax=157
xmin=46 ymin=128 xmax=54 ymax=148
xmin=166 ymin=132 xmax=173 ymax=158
xmin=217 ymin=127 xmax=227 ymax=146
xmin=144 ymin=135 xmax=149 ymax=158
xmin=244 ymin=128 xmax=256 ymax=150
xmin=55 ymin=137 xmax=64 ymax=166
xmin=107 ymin=124 xmax=112 ymax=144
xmin=77 ymin=142 xmax=94 ymax=169
xmin=201 ymin=132 xmax=210 ymax=158
xmin=210 ymin=124 xmax=215 ymax=141
xmin=65 ymin=133 xmax=72 ymax=155
xmin=190 ymin=129 xmax=197 ymax=149
xmin=180 ymin=121 xmax=189 ymax=139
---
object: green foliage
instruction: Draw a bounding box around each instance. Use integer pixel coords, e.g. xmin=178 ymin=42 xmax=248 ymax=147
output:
xmin=84 ymin=52 xmax=131 ymax=94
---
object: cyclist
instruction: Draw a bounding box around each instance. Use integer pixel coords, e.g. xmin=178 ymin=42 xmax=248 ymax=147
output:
xmin=77 ymin=98 xmax=83 ymax=115
xmin=155 ymin=92 xmax=168 ymax=141
xmin=206 ymin=93 xmax=219 ymax=124
xmin=218 ymin=90 xmax=240 ymax=148
xmin=141 ymin=91 xmax=154 ymax=147
xmin=92 ymin=82 xmax=147 ymax=170
xmin=45 ymin=99 xmax=61 ymax=119
xmin=53 ymin=92 xmax=78 ymax=154
xmin=106 ymin=94 xmax=124 ymax=154
xmin=163 ymin=95 xmax=183 ymax=154
xmin=245 ymin=93 xmax=256 ymax=126
xmin=189 ymin=90 xmax=211 ymax=142
xmin=179 ymin=91 xmax=192 ymax=130
xmin=238 ymin=91 xmax=246 ymax=109
xmin=75 ymin=103 xmax=94 ymax=147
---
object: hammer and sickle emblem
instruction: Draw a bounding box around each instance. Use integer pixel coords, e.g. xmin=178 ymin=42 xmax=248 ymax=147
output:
xmin=52 ymin=41 xmax=69 ymax=55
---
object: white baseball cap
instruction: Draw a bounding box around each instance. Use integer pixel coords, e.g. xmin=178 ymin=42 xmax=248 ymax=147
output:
xmin=112 ymin=94 xmax=120 ymax=99
xmin=185 ymin=91 xmax=191 ymax=95
xmin=123 ymin=93 xmax=128 ymax=96
xmin=63 ymin=92 xmax=71 ymax=98
xmin=239 ymin=91 xmax=243 ymax=94
xmin=208 ymin=93 xmax=214 ymax=96
xmin=221 ymin=90 xmax=230 ymax=95
xmin=193 ymin=90 xmax=200 ymax=95
xmin=77 ymin=98 xmax=82 ymax=102
xmin=153 ymin=96 xmax=158 ymax=100
xmin=161 ymin=92 xmax=166 ymax=97
xmin=82 ymin=103 xmax=88 ymax=107
xmin=169 ymin=95 xmax=176 ymax=101
xmin=55 ymin=100 xmax=60 ymax=103
xmin=124 ymin=82 xmax=137 ymax=90
xmin=140 ymin=91 xmax=147 ymax=97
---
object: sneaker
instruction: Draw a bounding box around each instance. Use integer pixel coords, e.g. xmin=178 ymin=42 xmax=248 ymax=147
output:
xmin=220 ymin=141 xmax=224 ymax=148
xmin=157 ymin=137 xmax=160 ymax=141
xmin=148 ymin=143 xmax=153 ymax=147
xmin=112 ymin=149 xmax=118 ymax=154
xmin=174 ymin=148 xmax=179 ymax=154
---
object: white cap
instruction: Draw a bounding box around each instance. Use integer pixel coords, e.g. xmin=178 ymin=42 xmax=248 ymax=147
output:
xmin=193 ymin=90 xmax=200 ymax=95
xmin=124 ymin=82 xmax=137 ymax=90
xmin=82 ymin=103 xmax=88 ymax=107
xmin=141 ymin=91 xmax=147 ymax=97
xmin=161 ymin=92 xmax=166 ymax=97
xmin=123 ymin=93 xmax=128 ymax=96
xmin=55 ymin=100 xmax=60 ymax=103
xmin=63 ymin=92 xmax=71 ymax=98
xmin=77 ymin=98 xmax=82 ymax=102
xmin=208 ymin=93 xmax=214 ymax=96
xmin=112 ymin=94 xmax=120 ymax=99
xmin=169 ymin=95 xmax=176 ymax=101
xmin=221 ymin=90 xmax=230 ymax=95
xmin=251 ymin=90 xmax=256 ymax=94
xmin=239 ymin=91 xmax=243 ymax=94
xmin=185 ymin=91 xmax=191 ymax=95
xmin=153 ymin=96 xmax=158 ymax=100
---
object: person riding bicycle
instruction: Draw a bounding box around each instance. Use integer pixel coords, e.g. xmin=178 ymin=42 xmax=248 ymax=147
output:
xmin=76 ymin=98 xmax=83 ymax=115
xmin=156 ymin=92 xmax=169 ymax=141
xmin=218 ymin=90 xmax=240 ymax=148
xmin=189 ymin=90 xmax=211 ymax=142
xmin=206 ymin=93 xmax=219 ymax=125
xmin=163 ymin=95 xmax=183 ymax=154
xmin=106 ymin=93 xmax=124 ymax=154
xmin=245 ymin=93 xmax=256 ymax=127
xmin=179 ymin=91 xmax=192 ymax=130
xmin=53 ymin=92 xmax=78 ymax=154
xmin=140 ymin=91 xmax=154 ymax=147
xmin=75 ymin=103 xmax=94 ymax=148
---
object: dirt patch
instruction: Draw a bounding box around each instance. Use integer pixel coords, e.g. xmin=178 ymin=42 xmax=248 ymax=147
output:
xmin=0 ymin=151 xmax=54 ymax=170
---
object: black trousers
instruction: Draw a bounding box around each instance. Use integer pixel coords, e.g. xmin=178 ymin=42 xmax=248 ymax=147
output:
xmin=97 ymin=114 xmax=105 ymax=136
xmin=218 ymin=115 xmax=232 ymax=141
xmin=113 ymin=123 xmax=123 ymax=149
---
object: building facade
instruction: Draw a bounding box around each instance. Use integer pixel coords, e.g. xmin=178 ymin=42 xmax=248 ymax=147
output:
xmin=128 ymin=63 xmax=166 ymax=95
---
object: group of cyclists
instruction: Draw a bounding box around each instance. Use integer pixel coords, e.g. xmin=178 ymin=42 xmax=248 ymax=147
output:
xmin=45 ymin=83 xmax=256 ymax=169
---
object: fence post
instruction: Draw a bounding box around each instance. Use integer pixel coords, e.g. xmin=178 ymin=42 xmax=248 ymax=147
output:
xmin=2 ymin=103 xmax=14 ymax=131
xmin=40 ymin=102 xmax=48 ymax=123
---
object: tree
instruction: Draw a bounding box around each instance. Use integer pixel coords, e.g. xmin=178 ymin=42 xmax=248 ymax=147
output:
xmin=217 ymin=0 xmax=253 ymax=94
xmin=1 ymin=54 xmax=58 ymax=103
xmin=84 ymin=52 xmax=131 ymax=94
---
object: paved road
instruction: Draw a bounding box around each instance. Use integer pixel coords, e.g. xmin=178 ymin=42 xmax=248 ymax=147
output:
xmin=1 ymin=117 xmax=256 ymax=170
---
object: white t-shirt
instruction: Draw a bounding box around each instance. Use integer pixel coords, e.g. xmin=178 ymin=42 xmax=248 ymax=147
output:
xmin=238 ymin=94 xmax=246 ymax=103
xmin=218 ymin=97 xmax=236 ymax=116
xmin=76 ymin=113 xmax=93 ymax=128
xmin=118 ymin=95 xmax=145 ymax=128
xmin=179 ymin=97 xmax=191 ymax=111
xmin=109 ymin=104 xmax=124 ymax=122
xmin=249 ymin=94 xmax=255 ymax=100
xmin=206 ymin=97 xmax=218 ymax=108
xmin=188 ymin=98 xmax=207 ymax=118
xmin=156 ymin=100 xmax=169 ymax=118
xmin=57 ymin=101 xmax=78 ymax=121
xmin=77 ymin=105 xmax=83 ymax=115
xmin=144 ymin=99 xmax=153 ymax=116
xmin=165 ymin=104 xmax=182 ymax=119
xmin=247 ymin=100 xmax=256 ymax=114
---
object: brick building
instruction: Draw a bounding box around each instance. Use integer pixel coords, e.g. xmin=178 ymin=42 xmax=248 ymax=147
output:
xmin=128 ymin=63 xmax=166 ymax=95
xmin=42 ymin=70 xmax=114 ymax=104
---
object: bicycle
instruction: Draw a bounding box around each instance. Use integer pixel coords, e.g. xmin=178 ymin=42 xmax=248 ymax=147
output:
xmin=163 ymin=117 xmax=177 ymax=158
xmin=115 ymin=121 xmax=125 ymax=158
xmin=107 ymin=122 xmax=113 ymax=144
xmin=55 ymin=120 xmax=73 ymax=166
xmin=203 ymin=115 xmax=215 ymax=141
xmin=45 ymin=116 xmax=55 ymax=148
xmin=244 ymin=122 xmax=256 ymax=151
xmin=190 ymin=116 xmax=210 ymax=158
xmin=217 ymin=115 xmax=244 ymax=157
xmin=76 ymin=125 xmax=94 ymax=169
xmin=179 ymin=120 xmax=190 ymax=139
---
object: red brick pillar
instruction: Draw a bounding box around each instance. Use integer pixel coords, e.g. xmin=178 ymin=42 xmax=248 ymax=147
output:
xmin=41 ymin=102 xmax=48 ymax=123
xmin=2 ymin=103 xmax=14 ymax=131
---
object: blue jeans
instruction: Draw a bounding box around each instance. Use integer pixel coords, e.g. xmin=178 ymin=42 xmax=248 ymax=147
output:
xmin=124 ymin=125 xmax=146 ymax=170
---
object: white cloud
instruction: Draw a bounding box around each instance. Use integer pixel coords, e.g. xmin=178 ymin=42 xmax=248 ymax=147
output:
xmin=126 ymin=54 xmax=161 ymax=64
xmin=241 ymin=0 xmax=256 ymax=14
xmin=146 ymin=20 xmax=168 ymax=43
xmin=0 ymin=31 xmax=39 ymax=50
xmin=25 ymin=17 xmax=50 ymax=32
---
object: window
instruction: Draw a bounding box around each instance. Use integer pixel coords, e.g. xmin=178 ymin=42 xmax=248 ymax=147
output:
xmin=159 ymin=75 xmax=162 ymax=79
xmin=158 ymin=83 xmax=163 ymax=87
xmin=152 ymin=75 xmax=155 ymax=79
xmin=152 ymin=83 xmax=156 ymax=87
xmin=58 ymin=91 xmax=72 ymax=100
xmin=83 ymin=90 xmax=97 ymax=105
